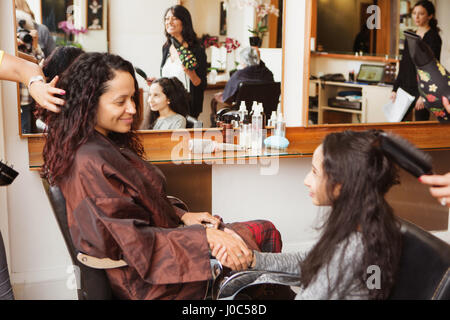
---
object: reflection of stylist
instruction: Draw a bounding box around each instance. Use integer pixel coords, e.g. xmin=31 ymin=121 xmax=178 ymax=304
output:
xmin=391 ymin=0 xmax=442 ymax=121
xmin=158 ymin=5 xmax=207 ymax=119
xmin=419 ymin=97 xmax=450 ymax=208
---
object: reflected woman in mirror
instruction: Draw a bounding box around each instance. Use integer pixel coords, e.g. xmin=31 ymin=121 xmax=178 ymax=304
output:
xmin=214 ymin=130 xmax=404 ymax=299
xmin=40 ymin=52 xmax=282 ymax=299
xmin=148 ymin=5 xmax=207 ymax=119
xmin=147 ymin=77 xmax=188 ymax=130
xmin=391 ymin=0 xmax=442 ymax=121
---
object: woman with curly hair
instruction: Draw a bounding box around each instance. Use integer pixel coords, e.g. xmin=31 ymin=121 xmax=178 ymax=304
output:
xmin=40 ymin=52 xmax=282 ymax=300
xmin=148 ymin=77 xmax=188 ymax=130
xmin=214 ymin=130 xmax=404 ymax=299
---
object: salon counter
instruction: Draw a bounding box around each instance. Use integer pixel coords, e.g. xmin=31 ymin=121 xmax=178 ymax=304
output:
xmin=27 ymin=122 xmax=450 ymax=170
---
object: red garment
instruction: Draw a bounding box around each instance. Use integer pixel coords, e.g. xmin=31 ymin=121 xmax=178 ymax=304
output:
xmin=58 ymin=132 xmax=280 ymax=300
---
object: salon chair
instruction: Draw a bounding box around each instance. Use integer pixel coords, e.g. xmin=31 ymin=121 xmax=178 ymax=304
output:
xmin=217 ymin=219 xmax=450 ymax=300
xmin=42 ymin=179 xmax=221 ymax=300
xmin=234 ymin=81 xmax=281 ymax=120
xmin=211 ymin=81 xmax=281 ymax=127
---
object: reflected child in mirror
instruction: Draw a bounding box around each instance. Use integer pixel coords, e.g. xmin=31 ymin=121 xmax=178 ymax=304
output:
xmin=147 ymin=77 xmax=188 ymax=130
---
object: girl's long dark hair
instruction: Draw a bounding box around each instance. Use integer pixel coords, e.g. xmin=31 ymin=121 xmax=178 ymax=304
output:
xmin=300 ymin=130 xmax=402 ymax=299
xmin=414 ymin=0 xmax=440 ymax=32
xmin=148 ymin=77 xmax=190 ymax=129
xmin=164 ymin=5 xmax=200 ymax=48
xmin=40 ymin=52 xmax=144 ymax=184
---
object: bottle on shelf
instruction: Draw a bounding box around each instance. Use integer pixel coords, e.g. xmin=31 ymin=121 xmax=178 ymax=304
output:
xmin=268 ymin=111 xmax=277 ymax=127
xmin=258 ymin=103 xmax=266 ymax=129
xmin=251 ymin=104 xmax=263 ymax=151
xmin=238 ymin=101 xmax=248 ymax=125
xmin=274 ymin=110 xmax=286 ymax=138
xmin=249 ymin=101 xmax=258 ymax=121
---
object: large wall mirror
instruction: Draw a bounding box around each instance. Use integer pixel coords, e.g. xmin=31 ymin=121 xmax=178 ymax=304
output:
xmin=306 ymin=0 xmax=447 ymax=126
xmin=14 ymin=0 xmax=284 ymax=135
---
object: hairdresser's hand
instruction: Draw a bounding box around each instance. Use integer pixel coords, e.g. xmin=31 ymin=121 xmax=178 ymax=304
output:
xmin=29 ymin=76 xmax=65 ymax=113
xmin=146 ymin=77 xmax=156 ymax=86
xmin=414 ymin=97 xmax=425 ymax=110
xmin=181 ymin=212 xmax=221 ymax=229
xmin=390 ymin=91 xmax=397 ymax=102
xmin=443 ymin=96 xmax=450 ymax=113
xmin=206 ymin=228 xmax=253 ymax=271
xmin=419 ymin=173 xmax=450 ymax=208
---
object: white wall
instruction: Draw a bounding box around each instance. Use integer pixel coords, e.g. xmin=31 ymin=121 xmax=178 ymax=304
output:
xmin=283 ymin=0 xmax=305 ymax=126
xmin=212 ymin=158 xmax=321 ymax=253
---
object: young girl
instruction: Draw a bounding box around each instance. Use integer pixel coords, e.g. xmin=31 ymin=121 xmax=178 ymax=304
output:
xmin=148 ymin=77 xmax=189 ymax=130
xmin=40 ymin=52 xmax=281 ymax=299
xmin=213 ymin=130 xmax=404 ymax=299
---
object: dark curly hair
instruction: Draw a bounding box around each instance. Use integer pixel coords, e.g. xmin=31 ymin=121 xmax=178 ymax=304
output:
xmin=300 ymin=130 xmax=402 ymax=299
xmin=42 ymin=46 xmax=84 ymax=81
xmin=163 ymin=5 xmax=200 ymax=48
xmin=40 ymin=52 xmax=144 ymax=184
xmin=148 ymin=77 xmax=190 ymax=129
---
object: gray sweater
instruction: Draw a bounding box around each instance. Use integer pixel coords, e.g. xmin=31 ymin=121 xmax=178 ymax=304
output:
xmin=253 ymin=233 xmax=369 ymax=299
xmin=152 ymin=114 xmax=186 ymax=130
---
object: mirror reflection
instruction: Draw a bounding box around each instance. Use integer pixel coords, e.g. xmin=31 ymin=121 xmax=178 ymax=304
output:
xmin=14 ymin=0 xmax=284 ymax=134
xmin=307 ymin=0 xmax=446 ymax=126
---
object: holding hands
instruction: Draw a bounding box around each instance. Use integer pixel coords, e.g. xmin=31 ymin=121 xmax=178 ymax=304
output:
xmin=208 ymin=228 xmax=254 ymax=271
xmin=181 ymin=211 xmax=253 ymax=270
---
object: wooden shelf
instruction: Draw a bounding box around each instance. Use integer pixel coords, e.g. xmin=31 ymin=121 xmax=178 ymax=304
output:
xmin=321 ymin=106 xmax=362 ymax=114
xmin=311 ymin=52 xmax=399 ymax=63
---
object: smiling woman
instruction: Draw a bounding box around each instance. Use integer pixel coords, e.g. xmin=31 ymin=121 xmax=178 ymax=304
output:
xmin=95 ymin=70 xmax=137 ymax=136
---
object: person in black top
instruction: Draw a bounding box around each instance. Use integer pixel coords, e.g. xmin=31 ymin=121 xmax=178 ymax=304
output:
xmin=391 ymin=0 xmax=442 ymax=121
xmin=210 ymin=46 xmax=274 ymax=124
xmin=150 ymin=5 xmax=207 ymax=119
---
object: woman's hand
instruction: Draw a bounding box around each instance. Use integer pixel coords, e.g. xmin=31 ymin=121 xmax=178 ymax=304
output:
xmin=419 ymin=173 xmax=450 ymax=208
xmin=390 ymin=91 xmax=397 ymax=102
xmin=206 ymin=228 xmax=253 ymax=271
xmin=181 ymin=211 xmax=221 ymax=228
xmin=443 ymin=96 xmax=450 ymax=113
xmin=183 ymin=66 xmax=201 ymax=86
xmin=29 ymin=76 xmax=65 ymax=113
xmin=414 ymin=96 xmax=425 ymax=110
xmin=146 ymin=77 xmax=156 ymax=86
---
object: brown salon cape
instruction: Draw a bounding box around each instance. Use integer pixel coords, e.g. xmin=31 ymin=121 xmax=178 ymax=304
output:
xmin=59 ymin=132 xmax=258 ymax=300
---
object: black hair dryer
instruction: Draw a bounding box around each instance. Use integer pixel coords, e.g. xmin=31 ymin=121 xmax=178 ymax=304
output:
xmin=404 ymin=31 xmax=450 ymax=123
